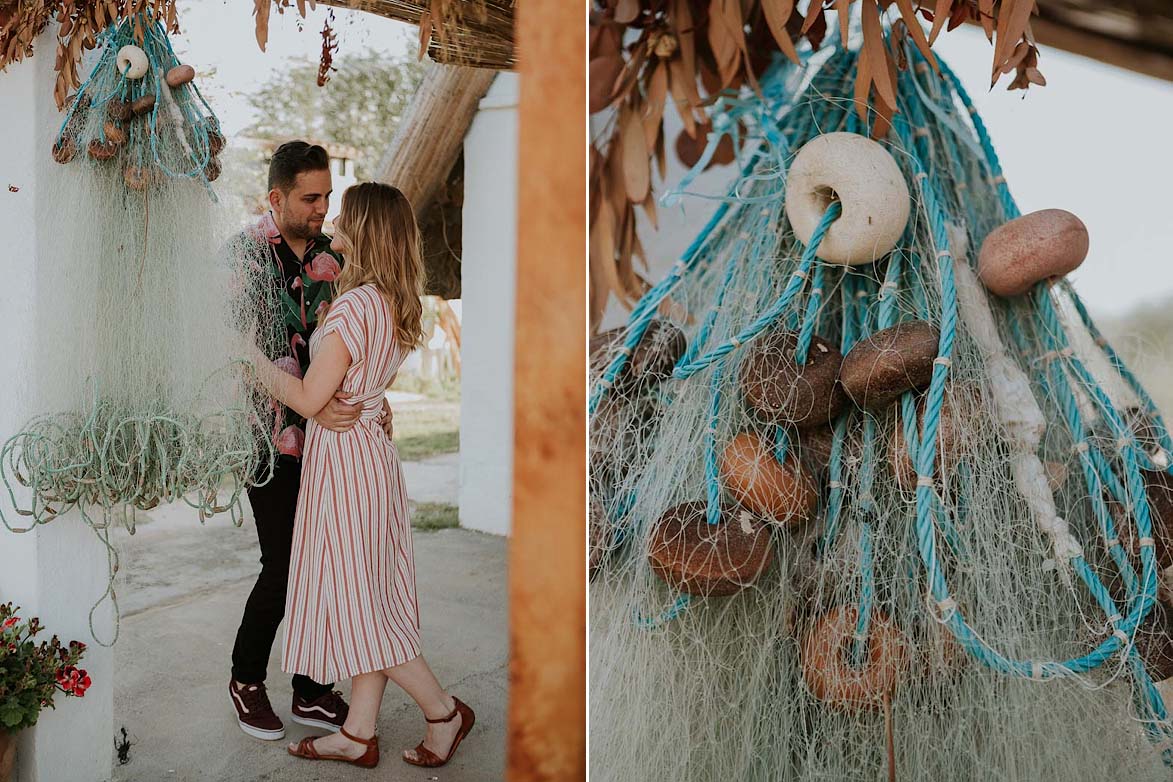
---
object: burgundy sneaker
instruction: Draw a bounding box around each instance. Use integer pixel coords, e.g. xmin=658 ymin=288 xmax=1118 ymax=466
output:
xmin=229 ymin=679 xmax=285 ymax=740
xmin=291 ymin=689 xmax=350 ymax=732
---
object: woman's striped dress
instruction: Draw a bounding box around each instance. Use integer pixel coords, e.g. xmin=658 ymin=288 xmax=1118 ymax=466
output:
xmin=281 ymin=284 xmax=421 ymax=682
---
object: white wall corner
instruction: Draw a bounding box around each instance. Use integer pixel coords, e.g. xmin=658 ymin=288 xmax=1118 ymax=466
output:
xmin=458 ymin=73 xmax=519 ymax=537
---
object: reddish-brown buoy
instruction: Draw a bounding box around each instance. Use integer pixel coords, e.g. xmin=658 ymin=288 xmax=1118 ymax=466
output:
xmin=840 ymin=321 xmax=940 ymax=411
xmin=801 ymin=605 xmax=909 ymax=711
xmin=647 ymin=501 xmax=773 ymax=597
xmin=977 ymin=209 xmax=1088 ymax=297
xmin=719 ymin=431 xmax=817 ymax=526
xmin=740 ymin=330 xmax=847 ymax=429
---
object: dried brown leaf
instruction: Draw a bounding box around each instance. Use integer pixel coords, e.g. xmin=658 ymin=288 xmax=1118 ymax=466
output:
xmin=894 ymin=0 xmax=937 ymax=70
xmin=708 ymin=0 xmax=743 ymax=88
xmin=861 ymin=0 xmax=896 ymax=109
xmin=928 ymin=0 xmax=951 ymax=44
xmin=589 ymin=55 xmax=625 ymax=113
xmin=253 ymin=0 xmax=270 ymax=52
xmin=621 ymin=106 xmax=651 ymax=203
xmin=760 ymin=0 xmax=800 ymax=64
xmin=615 ymin=0 xmax=641 ymax=24
xmin=644 ymin=62 xmax=667 ymax=149
xmin=667 ymin=56 xmax=698 ymax=138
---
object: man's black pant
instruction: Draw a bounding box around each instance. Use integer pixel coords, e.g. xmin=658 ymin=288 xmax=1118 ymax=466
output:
xmin=231 ymin=458 xmax=333 ymax=699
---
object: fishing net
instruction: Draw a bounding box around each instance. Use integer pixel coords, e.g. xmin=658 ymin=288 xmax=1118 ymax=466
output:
xmin=589 ymin=34 xmax=1173 ymax=781
xmin=0 ymin=14 xmax=282 ymax=642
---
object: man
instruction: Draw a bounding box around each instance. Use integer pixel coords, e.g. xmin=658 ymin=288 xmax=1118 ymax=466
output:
xmin=228 ymin=141 xmax=394 ymax=741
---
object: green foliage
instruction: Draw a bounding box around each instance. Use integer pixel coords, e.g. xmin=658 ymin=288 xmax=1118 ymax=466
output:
xmin=392 ymin=401 xmax=460 ymax=460
xmin=0 ymin=603 xmax=89 ymax=735
xmin=411 ymin=502 xmax=459 ymax=531
xmin=242 ymin=48 xmax=425 ymax=179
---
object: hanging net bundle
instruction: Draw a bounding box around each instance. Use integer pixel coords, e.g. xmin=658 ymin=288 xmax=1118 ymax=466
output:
xmin=0 ymin=14 xmax=282 ymax=641
xmin=589 ymin=31 xmax=1173 ymax=782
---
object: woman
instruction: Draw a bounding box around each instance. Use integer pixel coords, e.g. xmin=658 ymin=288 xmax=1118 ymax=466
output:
xmin=246 ymin=182 xmax=474 ymax=769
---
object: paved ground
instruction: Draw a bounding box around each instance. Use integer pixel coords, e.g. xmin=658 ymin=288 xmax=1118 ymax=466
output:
xmin=402 ymin=453 xmax=461 ymax=506
xmin=105 ymin=453 xmax=506 ymax=782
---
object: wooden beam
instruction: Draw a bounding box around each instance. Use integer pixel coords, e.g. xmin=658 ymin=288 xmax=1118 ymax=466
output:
xmin=1031 ymin=15 xmax=1173 ymax=83
xmin=508 ymin=0 xmax=586 ymax=780
xmin=376 ymin=63 xmax=495 ymax=214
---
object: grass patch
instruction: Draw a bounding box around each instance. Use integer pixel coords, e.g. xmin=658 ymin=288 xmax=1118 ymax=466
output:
xmin=411 ymin=502 xmax=459 ymax=531
xmin=392 ymin=402 xmax=460 ymax=461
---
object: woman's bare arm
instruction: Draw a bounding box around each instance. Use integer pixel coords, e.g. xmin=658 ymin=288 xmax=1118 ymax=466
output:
xmin=249 ymin=333 xmax=352 ymax=421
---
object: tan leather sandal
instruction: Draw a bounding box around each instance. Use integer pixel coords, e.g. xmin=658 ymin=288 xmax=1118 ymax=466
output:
xmin=403 ymin=697 xmax=476 ymax=768
xmin=287 ymin=725 xmax=379 ymax=769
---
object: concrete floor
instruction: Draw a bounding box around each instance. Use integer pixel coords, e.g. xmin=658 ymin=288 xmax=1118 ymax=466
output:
xmin=107 ymin=469 xmax=506 ymax=781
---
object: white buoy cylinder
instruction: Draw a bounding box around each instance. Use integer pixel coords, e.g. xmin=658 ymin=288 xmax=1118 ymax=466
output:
xmin=116 ymin=45 xmax=149 ymax=80
xmin=785 ymin=132 xmax=910 ymax=265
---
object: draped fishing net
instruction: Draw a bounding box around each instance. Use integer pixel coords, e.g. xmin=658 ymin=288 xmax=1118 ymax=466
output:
xmin=589 ymin=36 xmax=1173 ymax=781
xmin=0 ymin=15 xmax=281 ymax=641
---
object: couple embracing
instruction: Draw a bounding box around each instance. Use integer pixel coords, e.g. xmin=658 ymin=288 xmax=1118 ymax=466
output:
xmin=228 ymin=141 xmax=473 ymax=770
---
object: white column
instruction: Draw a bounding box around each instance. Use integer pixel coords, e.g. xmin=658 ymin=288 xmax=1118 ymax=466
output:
xmin=0 ymin=36 xmax=115 ymax=782
xmin=459 ymin=73 xmax=519 ymax=537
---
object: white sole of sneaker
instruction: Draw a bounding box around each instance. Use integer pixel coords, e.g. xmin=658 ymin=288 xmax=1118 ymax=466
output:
xmin=238 ymin=720 xmax=286 ymax=741
xmin=290 ymin=715 xmax=343 ymax=732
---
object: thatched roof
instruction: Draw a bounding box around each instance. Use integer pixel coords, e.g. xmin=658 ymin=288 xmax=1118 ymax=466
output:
xmin=317 ymin=0 xmax=515 ymax=69
xmin=376 ymin=63 xmax=498 ymax=299
xmin=1035 ymin=0 xmax=1173 ymax=81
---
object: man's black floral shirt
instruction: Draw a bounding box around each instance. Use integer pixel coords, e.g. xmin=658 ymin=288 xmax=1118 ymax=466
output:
xmin=246 ymin=211 xmax=344 ymax=460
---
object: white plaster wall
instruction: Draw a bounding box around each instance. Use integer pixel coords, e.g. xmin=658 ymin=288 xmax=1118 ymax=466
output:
xmin=0 ymin=37 xmax=115 ymax=782
xmin=459 ymin=73 xmax=519 ymax=537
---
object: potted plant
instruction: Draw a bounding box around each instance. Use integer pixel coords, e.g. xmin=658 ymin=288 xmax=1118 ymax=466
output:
xmin=0 ymin=602 xmax=90 ymax=782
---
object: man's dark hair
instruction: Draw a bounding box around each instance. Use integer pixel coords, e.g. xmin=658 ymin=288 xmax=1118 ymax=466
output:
xmin=268 ymin=141 xmax=330 ymax=193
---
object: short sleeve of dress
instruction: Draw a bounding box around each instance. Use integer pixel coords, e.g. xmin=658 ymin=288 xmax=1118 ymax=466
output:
xmin=318 ymin=290 xmax=365 ymax=366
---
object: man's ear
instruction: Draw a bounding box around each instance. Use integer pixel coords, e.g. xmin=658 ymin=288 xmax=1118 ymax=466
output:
xmin=268 ymin=188 xmax=283 ymax=213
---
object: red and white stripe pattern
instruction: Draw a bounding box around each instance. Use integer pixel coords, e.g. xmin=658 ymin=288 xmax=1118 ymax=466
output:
xmin=282 ymin=285 xmax=421 ymax=682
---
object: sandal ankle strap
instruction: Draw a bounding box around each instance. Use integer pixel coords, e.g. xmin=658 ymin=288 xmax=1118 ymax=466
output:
xmin=425 ymin=699 xmax=460 ymax=724
xmin=339 ymin=726 xmax=378 ymax=747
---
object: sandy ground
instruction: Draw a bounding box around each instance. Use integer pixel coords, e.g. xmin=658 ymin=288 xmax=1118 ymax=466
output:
xmin=105 ymin=455 xmax=507 ymax=782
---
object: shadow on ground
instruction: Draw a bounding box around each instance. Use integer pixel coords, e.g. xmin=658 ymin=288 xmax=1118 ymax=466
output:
xmin=108 ymin=490 xmax=506 ymax=782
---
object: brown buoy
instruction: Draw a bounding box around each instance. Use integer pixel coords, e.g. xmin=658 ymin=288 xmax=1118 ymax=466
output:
xmin=165 ymin=64 xmax=196 ymax=88
xmin=647 ymin=501 xmax=773 ymax=596
xmin=87 ymin=138 xmax=118 ymax=161
xmin=51 ymin=137 xmax=77 ymax=164
xmin=1112 ymin=469 xmax=1173 ymax=570
xmin=978 ymin=209 xmax=1088 ymax=297
xmin=740 ymin=330 xmax=847 ymax=429
xmin=204 ymin=157 xmax=222 ymax=182
xmin=590 ymin=319 xmax=686 ymax=392
xmin=131 ymin=93 xmax=156 ymax=115
xmin=839 ymin=321 xmax=940 ymax=411
xmin=208 ymin=128 xmax=226 ymax=156
xmin=103 ymin=120 xmax=127 ymax=145
xmin=801 ymin=605 xmax=909 ymax=711
xmin=719 ymin=431 xmax=817 ymax=526
xmin=107 ymin=97 xmax=132 ymax=122
xmin=124 ymin=165 xmax=151 ymax=191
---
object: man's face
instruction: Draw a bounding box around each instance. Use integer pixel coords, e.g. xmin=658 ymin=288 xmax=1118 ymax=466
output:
xmin=270 ymin=168 xmax=332 ymax=241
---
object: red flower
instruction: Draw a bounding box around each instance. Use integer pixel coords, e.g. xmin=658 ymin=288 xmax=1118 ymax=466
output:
xmin=2 ymin=616 xmax=19 ymax=630
xmin=71 ymin=670 xmax=91 ymax=697
xmin=274 ymin=356 xmax=302 ymax=379
xmin=276 ymin=426 xmax=305 ymax=457
xmin=306 ymin=253 xmax=340 ymax=283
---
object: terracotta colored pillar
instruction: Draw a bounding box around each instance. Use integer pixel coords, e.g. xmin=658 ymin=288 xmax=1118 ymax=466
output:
xmin=508 ymin=1 xmax=586 ymax=780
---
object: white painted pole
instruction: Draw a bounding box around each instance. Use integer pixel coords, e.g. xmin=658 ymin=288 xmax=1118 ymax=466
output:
xmin=458 ymin=73 xmax=519 ymax=537
xmin=0 ymin=32 xmax=115 ymax=782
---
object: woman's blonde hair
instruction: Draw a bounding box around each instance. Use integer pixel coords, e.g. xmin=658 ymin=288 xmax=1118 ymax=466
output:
xmin=333 ymin=183 xmax=426 ymax=352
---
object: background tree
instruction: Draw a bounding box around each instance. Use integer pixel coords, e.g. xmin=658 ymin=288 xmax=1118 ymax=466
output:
xmin=220 ymin=48 xmax=426 ymax=212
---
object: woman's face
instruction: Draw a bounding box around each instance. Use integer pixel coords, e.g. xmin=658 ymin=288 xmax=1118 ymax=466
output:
xmin=330 ymin=215 xmax=352 ymax=255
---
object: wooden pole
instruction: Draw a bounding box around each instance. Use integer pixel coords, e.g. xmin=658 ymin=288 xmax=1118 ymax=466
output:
xmin=508 ymin=1 xmax=586 ymax=780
